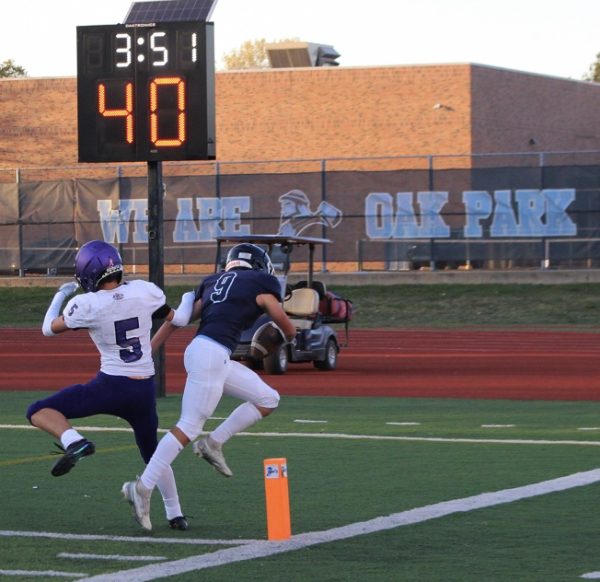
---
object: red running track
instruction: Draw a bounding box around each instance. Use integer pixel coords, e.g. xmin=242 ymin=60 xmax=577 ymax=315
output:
xmin=1 ymin=328 xmax=600 ymax=400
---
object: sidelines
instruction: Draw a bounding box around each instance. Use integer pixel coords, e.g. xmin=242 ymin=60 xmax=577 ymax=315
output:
xmin=74 ymin=468 xmax=600 ymax=581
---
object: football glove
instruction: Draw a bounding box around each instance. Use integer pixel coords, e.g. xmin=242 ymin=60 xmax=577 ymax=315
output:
xmin=58 ymin=281 xmax=79 ymax=298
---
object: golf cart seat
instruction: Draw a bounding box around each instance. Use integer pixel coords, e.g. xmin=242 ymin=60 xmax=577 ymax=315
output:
xmin=284 ymin=287 xmax=320 ymax=329
xmin=292 ymin=279 xmax=327 ymax=300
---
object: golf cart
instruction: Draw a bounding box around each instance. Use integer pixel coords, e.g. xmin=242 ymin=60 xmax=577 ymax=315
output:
xmin=215 ymin=235 xmax=350 ymax=374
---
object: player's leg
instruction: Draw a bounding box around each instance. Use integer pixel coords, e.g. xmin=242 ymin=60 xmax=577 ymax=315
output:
xmin=157 ymin=467 xmax=189 ymax=531
xmin=218 ymin=359 xmax=281 ymax=433
xmin=123 ymin=337 xmax=229 ymax=530
xmin=122 ymin=432 xmax=188 ymax=530
xmin=119 ymin=378 xmax=188 ymax=530
xmin=25 ymin=375 xmax=108 ymax=476
xmin=124 ymin=379 xmax=187 ymax=530
xmin=194 ymin=360 xmax=280 ymax=477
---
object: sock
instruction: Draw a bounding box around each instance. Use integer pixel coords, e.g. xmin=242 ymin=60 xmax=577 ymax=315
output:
xmin=140 ymin=432 xmax=183 ymax=492
xmin=210 ymin=402 xmax=262 ymax=445
xmin=60 ymin=428 xmax=85 ymax=449
xmin=156 ymin=465 xmax=184 ymax=520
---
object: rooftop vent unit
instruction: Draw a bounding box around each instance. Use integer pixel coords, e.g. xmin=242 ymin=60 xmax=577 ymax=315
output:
xmin=266 ymin=42 xmax=340 ymax=68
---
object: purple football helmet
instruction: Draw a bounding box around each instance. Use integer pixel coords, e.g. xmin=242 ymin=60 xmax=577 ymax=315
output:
xmin=75 ymin=240 xmax=123 ymax=292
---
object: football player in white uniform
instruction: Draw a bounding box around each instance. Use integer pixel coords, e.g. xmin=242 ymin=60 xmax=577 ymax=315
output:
xmin=122 ymin=243 xmax=296 ymax=531
xmin=26 ymin=240 xmax=194 ymax=530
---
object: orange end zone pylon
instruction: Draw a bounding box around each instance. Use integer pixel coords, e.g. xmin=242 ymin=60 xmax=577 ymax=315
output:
xmin=263 ymin=457 xmax=291 ymax=540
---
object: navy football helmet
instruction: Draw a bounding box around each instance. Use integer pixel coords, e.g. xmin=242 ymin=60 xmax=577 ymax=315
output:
xmin=225 ymin=243 xmax=274 ymax=275
xmin=75 ymin=240 xmax=123 ymax=292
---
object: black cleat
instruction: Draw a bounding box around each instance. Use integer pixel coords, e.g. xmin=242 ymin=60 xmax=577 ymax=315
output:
xmin=168 ymin=516 xmax=189 ymax=530
xmin=51 ymin=438 xmax=95 ymax=477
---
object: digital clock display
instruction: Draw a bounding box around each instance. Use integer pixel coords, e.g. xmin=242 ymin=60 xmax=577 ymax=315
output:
xmin=77 ymin=22 xmax=215 ymax=163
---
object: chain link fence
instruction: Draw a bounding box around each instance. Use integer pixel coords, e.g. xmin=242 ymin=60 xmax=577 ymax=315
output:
xmin=1 ymin=151 xmax=600 ymax=276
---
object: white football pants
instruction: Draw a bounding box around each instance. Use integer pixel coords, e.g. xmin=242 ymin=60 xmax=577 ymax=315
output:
xmin=175 ymin=335 xmax=280 ymax=441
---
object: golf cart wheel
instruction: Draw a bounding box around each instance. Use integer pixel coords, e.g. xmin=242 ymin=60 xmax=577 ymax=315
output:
xmin=264 ymin=345 xmax=288 ymax=375
xmin=314 ymin=337 xmax=337 ymax=370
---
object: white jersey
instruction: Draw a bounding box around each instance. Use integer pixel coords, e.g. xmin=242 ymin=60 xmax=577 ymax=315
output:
xmin=62 ymin=279 xmax=165 ymax=377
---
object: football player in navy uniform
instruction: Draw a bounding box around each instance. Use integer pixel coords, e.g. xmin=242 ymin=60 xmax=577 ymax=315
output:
xmin=26 ymin=240 xmax=194 ymax=530
xmin=122 ymin=243 xmax=296 ymax=531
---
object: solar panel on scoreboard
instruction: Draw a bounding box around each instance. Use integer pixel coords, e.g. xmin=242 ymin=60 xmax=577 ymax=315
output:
xmin=124 ymin=0 xmax=218 ymax=23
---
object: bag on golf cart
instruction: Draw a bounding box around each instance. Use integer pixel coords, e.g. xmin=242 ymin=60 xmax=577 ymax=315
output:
xmin=319 ymin=290 xmax=353 ymax=323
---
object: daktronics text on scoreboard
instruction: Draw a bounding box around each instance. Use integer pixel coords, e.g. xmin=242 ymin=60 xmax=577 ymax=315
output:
xmin=77 ymin=21 xmax=215 ymax=163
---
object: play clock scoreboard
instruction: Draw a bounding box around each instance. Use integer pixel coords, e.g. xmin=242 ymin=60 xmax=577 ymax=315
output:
xmin=76 ymin=21 xmax=215 ymax=162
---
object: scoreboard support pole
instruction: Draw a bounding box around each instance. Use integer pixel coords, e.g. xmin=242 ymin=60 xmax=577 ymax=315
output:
xmin=148 ymin=160 xmax=167 ymax=398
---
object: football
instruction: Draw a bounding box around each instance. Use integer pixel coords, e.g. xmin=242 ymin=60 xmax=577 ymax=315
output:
xmin=249 ymin=322 xmax=286 ymax=359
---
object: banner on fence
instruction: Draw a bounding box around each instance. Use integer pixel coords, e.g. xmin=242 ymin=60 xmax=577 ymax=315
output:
xmin=1 ymin=164 xmax=599 ymax=272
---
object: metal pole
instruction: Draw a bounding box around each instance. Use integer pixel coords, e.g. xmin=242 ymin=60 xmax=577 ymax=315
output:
xmin=308 ymin=243 xmax=315 ymax=286
xmin=16 ymin=168 xmax=24 ymax=277
xmin=320 ymin=159 xmax=328 ymax=272
xmin=147 ymin=161 xmax=166 ymax=397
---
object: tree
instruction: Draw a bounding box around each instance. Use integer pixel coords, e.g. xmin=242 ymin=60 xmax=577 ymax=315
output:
xmin=0 ymin=59 xmax=27 ymax=78
xmin=221 ymin=38 xmax=299 ymax=70
xmin=583 ymin=53 xmax=600 ymax=82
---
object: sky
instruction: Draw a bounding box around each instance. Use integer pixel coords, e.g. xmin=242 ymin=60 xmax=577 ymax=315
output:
xmin=2 ymin=0 xmax=600 ymax=80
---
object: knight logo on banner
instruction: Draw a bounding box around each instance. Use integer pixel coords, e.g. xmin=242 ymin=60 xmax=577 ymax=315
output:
xmin=277 ymin=189 xmax=343 ymax=236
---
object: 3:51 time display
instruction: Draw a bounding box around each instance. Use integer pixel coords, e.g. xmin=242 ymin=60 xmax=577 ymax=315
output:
xmin=77 ymin=22 xmax=215 ymax=163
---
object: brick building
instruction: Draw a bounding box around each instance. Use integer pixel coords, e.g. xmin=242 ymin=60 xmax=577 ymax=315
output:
xmin=1 ymin=63 xmax=600 ymax=170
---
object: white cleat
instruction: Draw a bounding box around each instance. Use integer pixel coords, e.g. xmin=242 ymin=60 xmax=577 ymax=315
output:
xmin=193 ymin=437 xmax=233 ymax=477
xmin=122 ymin=478 xmax=152 ymax=531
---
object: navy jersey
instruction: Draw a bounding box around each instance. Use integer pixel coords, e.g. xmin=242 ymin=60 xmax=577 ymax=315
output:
xmin=195 ymin=269 xmax=282 ymax=352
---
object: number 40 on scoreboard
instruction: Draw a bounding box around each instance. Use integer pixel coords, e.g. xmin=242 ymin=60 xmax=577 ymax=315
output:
xmin=77 ymin=21 xmax=215 ymax=163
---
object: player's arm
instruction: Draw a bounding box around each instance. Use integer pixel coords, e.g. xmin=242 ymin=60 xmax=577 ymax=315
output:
xmin=256 ymin=293 xmax=296 ymax=341
xmin=153 ymin=290 xmax=196 ymax=328
xmin=151 ymin=292 xmax=200 ymax=354
xmin=42 ymin=282 xmax=79 ymax=337
xmin=49 ymin=315 xmax=69 ymax=334
xmin=150 ymin=321 xmax=177 ymax=354
xmin=189 ymin=296 xmax=203 ymax=322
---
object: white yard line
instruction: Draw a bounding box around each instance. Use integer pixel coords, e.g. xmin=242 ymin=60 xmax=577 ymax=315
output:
xmin=3 ymin=424 xmax=600 ymax=447
xmin=252 ymin=432 xmax=600 ymax=446
xmin=58 ymin=553 xmax=166 ymax=562
xmin=0 ymin=569 xmax=87 ymax=578
xmin=74 ymin=468 xmax=600 ymax=582
xmin=481 ymin=424 xmax=516 ymax=428
xmin=0 ymin=531 xmax=258 ymax=546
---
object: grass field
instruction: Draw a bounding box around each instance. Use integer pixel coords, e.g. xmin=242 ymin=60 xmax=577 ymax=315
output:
xmin=2 ymin=282 xmax=600 ymax=580
xmin=3 ymin=393 xmax=600 ymax=580
xmin=2 ymin=283 xmax=600 ymax=328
